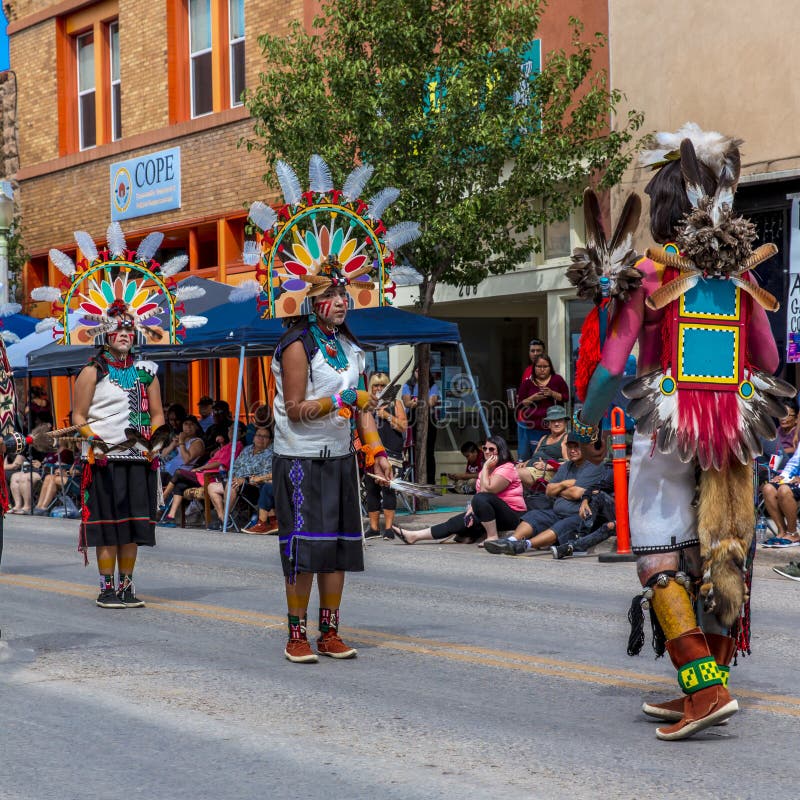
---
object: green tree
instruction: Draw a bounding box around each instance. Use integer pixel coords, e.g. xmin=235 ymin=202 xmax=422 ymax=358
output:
xmin=243 ymin=0 xmax=642 ymax=483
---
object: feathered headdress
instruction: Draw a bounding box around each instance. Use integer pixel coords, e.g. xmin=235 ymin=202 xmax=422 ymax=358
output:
xmin=567 ymin=188 xmax=644 ymax=401
xmin=33 ymin=223 xmax=207 ymax=345
xmin=230 ymin=155 xmax=422 ymax=318
xmin=644 ymin=138 xmax=779 ymax=312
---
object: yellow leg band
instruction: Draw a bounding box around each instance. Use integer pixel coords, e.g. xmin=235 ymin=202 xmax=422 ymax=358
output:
xmin=651 ymin=580 xmax=697 ymax=640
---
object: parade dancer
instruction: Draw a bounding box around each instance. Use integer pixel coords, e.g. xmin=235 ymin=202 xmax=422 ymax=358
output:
xmin=34 ymin=224 xmax=206 ymax=608
xmin=570 ymin=124 xmax=793 ymax=739
xmin=232 ymin=154 xmax=420 ymax=662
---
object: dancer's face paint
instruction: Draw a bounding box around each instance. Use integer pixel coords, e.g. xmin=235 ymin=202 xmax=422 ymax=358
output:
xmin=313 ymin=286 xmax=347 ymax=328
xmin=107 ymin=319 xmax=135 ymax=355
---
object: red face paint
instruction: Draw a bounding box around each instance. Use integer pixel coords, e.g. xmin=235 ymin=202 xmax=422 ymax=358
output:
xmin=314 ymin=300 xmax=334 ymax=319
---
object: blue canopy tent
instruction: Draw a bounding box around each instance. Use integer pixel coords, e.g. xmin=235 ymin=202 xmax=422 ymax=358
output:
xmin=3 ymin=313 xmax=36 ymax=340
xmin=23 ymin=301 xmax=485 ymax=532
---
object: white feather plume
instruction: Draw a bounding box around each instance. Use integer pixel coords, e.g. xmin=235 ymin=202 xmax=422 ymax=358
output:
xmin=175 ymin=285 xmax=206 ymax=301
xmin=390 ymin=264 xmax=424 ymax=286
xmin=309 ymin=154 xmax=334 ymax=194
xmin=49 ymin=248 xmax=76 ymax=277
xmin=136 ymin=231 xmax=164 ymax=262
xmin=248 ymin=201 xmax=277 ymax=232
xmin=342 ymin=164 xmax=374 ymax=202
xmin=0 ymin=302 xmax=21 ymax=317
xmin=229 ymin=279 xmax=263 ymax=303
xmin=74 ymin=231 xmax=98 ymax=263
xmin=161 ymin=255 xmax=189 ymax=277
xmin=106 ymin=222 xmax=127 ymax=258
xmin=275 ymin=160 xmax=303 ymax=206
xmin=0 ymin=331 xmax=19 ymax=344
xmin=35 ymin=317 xmax=57 ymax=333
xmin=180 ymin=315 xmax=207 ymax=329
xmin=383 ymin=221 xmax=421 ymax=251
xmin=242 ymin=240 xmax=261 ymax=266
xmin=639 ymin=122 xmax=742 ymax=178
xmin=31 ymin=286 xmax=63 ymax=302
xmin=367 ymin=187 xmax=400 ymax=220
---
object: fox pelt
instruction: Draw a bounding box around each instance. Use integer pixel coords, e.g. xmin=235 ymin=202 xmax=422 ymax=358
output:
xmin=696 ymin=460 xmax=753 ymax=628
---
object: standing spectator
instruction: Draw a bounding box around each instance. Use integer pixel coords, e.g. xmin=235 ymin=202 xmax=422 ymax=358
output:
xmin=197 ymin=396 xmax=215 ymax=433
xmin=363 ymin=372 xmax=408 ymax=538
xmin=447 ymin=441 xmax=484 ymax=494
xmin=393 ymin=436 xmax=525 ymax=545
xmin=402 ymin=366 xmax=441 ymax=485
xmin=516 ymin=353 xmax=569 ymax=460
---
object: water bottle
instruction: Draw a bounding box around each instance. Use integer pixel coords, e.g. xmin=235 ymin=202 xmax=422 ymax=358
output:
xmin=756 ymin=515 xmax=768 ymax=544
xmin=218 ymin=465 xmax=228 ymax=483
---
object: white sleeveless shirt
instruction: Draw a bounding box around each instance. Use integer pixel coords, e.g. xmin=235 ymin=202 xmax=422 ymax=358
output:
xmin=272 ymin=335 xmax=365 ymax=458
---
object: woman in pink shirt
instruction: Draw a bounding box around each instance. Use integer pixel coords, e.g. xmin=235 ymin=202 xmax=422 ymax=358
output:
xmin=393 ymin=436 xmax=525 ymax=545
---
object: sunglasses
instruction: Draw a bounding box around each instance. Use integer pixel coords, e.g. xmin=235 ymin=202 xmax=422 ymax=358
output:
xmin=482 ymin=446 xmax=497 ymax=452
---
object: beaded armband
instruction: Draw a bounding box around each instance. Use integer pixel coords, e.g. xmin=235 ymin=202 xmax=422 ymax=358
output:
xmin=571 ymin=409 xmax=598 ymax=443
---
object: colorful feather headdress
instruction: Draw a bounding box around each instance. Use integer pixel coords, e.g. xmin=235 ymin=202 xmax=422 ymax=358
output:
xmin=32 ymin=222 xmax=207 ymax=345
xmin=230 ymin=154 xmax=422 ymax=318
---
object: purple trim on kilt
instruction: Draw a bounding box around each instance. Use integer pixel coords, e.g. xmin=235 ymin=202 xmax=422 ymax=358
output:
xmin=289 ymin=459 xmax=305 ymax=531
xmin=279 ymin=530 xmax=363 ymax=583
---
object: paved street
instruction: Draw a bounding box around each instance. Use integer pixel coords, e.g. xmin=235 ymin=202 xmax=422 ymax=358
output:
xmin=2 ymin=514 xmax=799 ymax=800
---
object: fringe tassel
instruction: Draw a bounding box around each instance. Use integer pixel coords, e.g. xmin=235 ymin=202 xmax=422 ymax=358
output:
xmin=649 ymin=606 xmax=667 ymax=657
xmin=0 ymin=466 xmax=10 ymax=515
xmin=575 ymin=305 xmax=603 ymax=402
xmin=732 ymin=532 xmax=756 ymax=660
xmin=627 ymin=594 xmax=646 ymax=656
xmin=79 ymin=461 xmax=93 ymax=567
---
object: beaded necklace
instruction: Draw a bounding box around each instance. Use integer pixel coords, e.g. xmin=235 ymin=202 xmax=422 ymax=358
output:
xmin=310 ymin=323 xmax=349 ymax=373
xmin=102 ymin=350 xmax=138 ymax=390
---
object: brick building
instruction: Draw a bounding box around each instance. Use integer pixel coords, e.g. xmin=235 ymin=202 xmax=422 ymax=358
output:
xmin=8 ymin=0 xmax=321 ymax=420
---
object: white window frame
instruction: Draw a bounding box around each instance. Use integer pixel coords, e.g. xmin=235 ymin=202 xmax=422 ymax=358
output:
xmin=228 ymin=0 xmax=245 ymax=107
xmin=77 ymin=31 xmax=96 ymax=150
xmin=189 ymin=0 xmax=213 ymax=118
xmin=109 ymin=20 xmax=121 ymax=141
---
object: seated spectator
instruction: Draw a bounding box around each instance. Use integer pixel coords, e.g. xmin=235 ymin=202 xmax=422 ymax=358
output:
xmin=208 ymin=425 xmax=274 ymax=532
xmin=33 ymin=458 xmax=81 ymax=517
xmin=160 ymin=416 xmax=206 ymax=493
xmin=484 ymin=433 xmax=611 ymax=555
xmin=761 ymin=445 xmax=800 ymax=547
xmin=774 ymin=406 xmax=798 ymax=468
xmin=530 ymin=405 xmax=569 ymax=462
xmin=9 ymin=460 xmax=42 ymax=514
xmin=245 ymin=403 xmax=273 ymax=445
xmin=551 ymin=489 xmax=616 ymax=559
xmin=447 ymin=441 xmax=484 ymax=494
xmin=165 ymin=403 xmax=187 ymax=436
xmin=204 ymin=400 xmax=232 ymax=448
xmin=161 ymin=424 xmax=243 ymax=527
xmin=197 ymin=395 xmax=215 ymax=433
xmin=392 ymin=435 xmax=525 ymax=546
xmin=5 ymin=451 xmax=24 ymax=483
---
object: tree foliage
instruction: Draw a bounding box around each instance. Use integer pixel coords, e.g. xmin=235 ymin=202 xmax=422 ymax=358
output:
xmin=244 ymin=0 xmax=642 ymax=311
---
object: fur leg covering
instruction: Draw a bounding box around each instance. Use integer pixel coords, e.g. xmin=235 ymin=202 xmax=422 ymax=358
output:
xmin=697 ymin=461 xmax=753 ymax=628
xmin=650 ymin=577 xmax=696 ymax=640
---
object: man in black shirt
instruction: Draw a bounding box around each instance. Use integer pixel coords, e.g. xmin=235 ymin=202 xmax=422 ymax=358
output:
xmin=484 ymin=433 xmax=611 ymax=555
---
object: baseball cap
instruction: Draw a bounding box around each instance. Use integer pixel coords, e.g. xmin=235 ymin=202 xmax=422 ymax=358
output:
xmin=565 ymin=432 xmax=583 ymax=445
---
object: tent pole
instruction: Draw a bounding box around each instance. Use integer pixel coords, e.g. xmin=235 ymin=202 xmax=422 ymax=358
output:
xmin=222 ymin=345 xmax=246 ymax=533
xmin=457 ymin=342 xmax=490 ymax=438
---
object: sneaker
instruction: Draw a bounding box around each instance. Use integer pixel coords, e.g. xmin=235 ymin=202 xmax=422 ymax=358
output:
xmin=382 ymin=528 xmax=396 ymax=540
xmin=207 ymin=521 xmax=223 ymax=531
xmin=160 ymin=517 xmax=177 ymax=528
xmin=96 ymin=588 xmax=126 ymax=609
xmin=243 ymin=521 xmax=270 ymax=535
xmin=117 ymin=583 xmax=145 ymax=608
xmin=484 ymin=538 xmax=527 ymax=556
xmin=365 ymin=528 xmax=381 ymax=539
xmin=284 ymin=638 xmax=319 ymax=663
xmin=316 ymin=630 xmax=358 ymax=659
xmin=773 ymin=562 xmax=800 ymax=581
xmin=551 ymin=543 xmax=572 ymax=559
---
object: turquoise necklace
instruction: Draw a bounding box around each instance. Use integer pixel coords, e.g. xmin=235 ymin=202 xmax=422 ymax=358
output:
xmin=104 ymin=350 xmax=137 ymax=390
xmin=310 ymin=323 xmax=349 ymax=372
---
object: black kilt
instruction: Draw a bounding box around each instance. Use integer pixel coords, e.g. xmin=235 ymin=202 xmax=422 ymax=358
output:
xmin=80 ymin=459 xmax=158 ymax=550
xmin=274 ymin=453 xmax=364 ymax=579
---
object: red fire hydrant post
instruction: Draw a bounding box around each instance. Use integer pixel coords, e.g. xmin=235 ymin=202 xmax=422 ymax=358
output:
xmin=598 ymin=406 xmax=637 ymax=563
